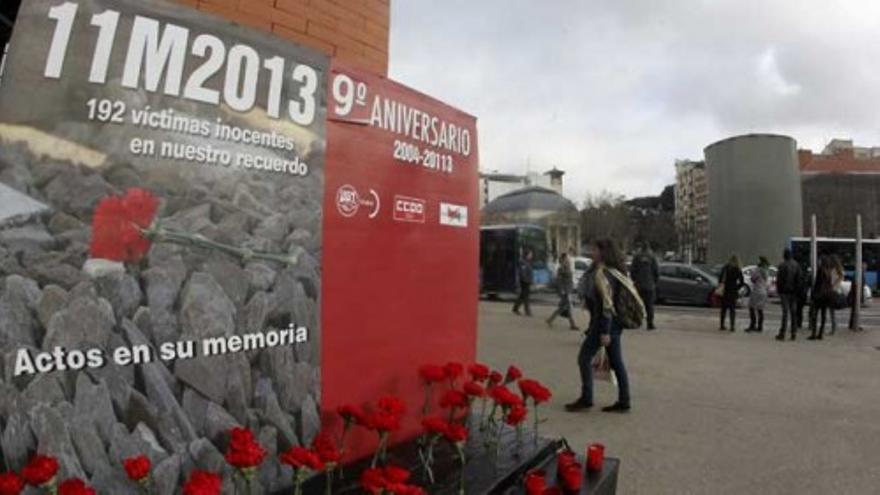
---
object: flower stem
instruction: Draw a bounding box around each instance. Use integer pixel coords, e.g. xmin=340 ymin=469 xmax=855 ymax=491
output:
xmin=533 ymin=403 xmax=540 ymax=447
xmin=145 ymin=224 xmax=301 ymax=266
xmin=456 ymin=444 xmax=467 ymax=495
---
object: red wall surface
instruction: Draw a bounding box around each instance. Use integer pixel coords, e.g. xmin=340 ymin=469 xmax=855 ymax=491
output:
xmin=321 ymin=62 xmax=480 ymax=458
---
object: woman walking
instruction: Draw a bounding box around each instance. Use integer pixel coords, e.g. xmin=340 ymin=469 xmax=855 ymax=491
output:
xmin=547 ymin=252 xmax=579 ymax=330
xmin=809 ymin=255 xmax=834 ymax=341
xmin=565 ymin=239 xmax=632 ymax=413
xmin=746 ymin=257 xmax=770 ymax=332
xmin=718 ymin=255 xmax=745 ymax=332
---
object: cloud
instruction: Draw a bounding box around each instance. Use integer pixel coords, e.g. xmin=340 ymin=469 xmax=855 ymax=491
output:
xmin=388 ymin=0 xmax=880 ymax=201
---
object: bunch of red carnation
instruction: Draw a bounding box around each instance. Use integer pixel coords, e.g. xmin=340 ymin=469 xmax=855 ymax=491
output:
xmin=360 ymin=465 xmax=425 ymax=495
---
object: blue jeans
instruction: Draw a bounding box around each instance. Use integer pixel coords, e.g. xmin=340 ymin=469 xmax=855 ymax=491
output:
xmin=577 ymin=324 xmax=630 ymax=405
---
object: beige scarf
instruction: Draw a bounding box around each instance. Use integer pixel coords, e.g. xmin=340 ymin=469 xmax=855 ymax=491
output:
xmin=594 ymin=264 xmax=647 ymax=319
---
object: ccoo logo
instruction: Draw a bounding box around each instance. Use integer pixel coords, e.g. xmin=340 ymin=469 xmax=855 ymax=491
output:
xmin=393 ymin=195 xmax=426 ymax=223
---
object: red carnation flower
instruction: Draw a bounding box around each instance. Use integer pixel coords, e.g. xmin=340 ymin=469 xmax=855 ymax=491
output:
xmin=58 ymin=479 xmax=96 ymax=495
xmin=382 ymin=465 xmax=411 ymax=484
xmin=442 ymin=423 xmax=468 ymax=445
xmin=504 ymin=365 xmax=523 ymax=384
xmin=418 ymin=365 xmax=446 ymax=384
xmin=182 ymin=470 xmax=222 ymax=495
xmin=0 ymin=472 xmax=24 ymax=495
xmin=359 ymin=466 xmax=413 ymax=494
xmin=123 ymin=455 xmax=151 ymax=482
xmin=377 ymin=396 xmax=406 ymax=417
xmin=524 ymin=469 xmax=546 ymax=495
xmin=488 ymin=385 xmax=524 ymax=409
xmin=421 ymin=416 xmax=450 ymax=436
xmin=505 ymin=404 xmax=528 ymax=426
xmin=439 ymin=389 xmax=469 ymax=409
xmin=22 ymin=454 xmax=59 ymax=486
xmin=519 ymin=379 xmax=552 ymax=404
xmin=367 ymin=410 xmax=401 ymax=433
xmin=443 ymin=362 xmax=464 ymax=382
xmin=311 ymin=432 xmax=342 ymax=465
xmin=337 ymin=404 xmax=367 ymax=426
xmin=488 ymin=371 xmax=504 ymax=385
xmin=279 ymin=446 xmax=324 ymax=471
xmin=90 ymin=188 xmax=159 ymax=263
xmin=225 ymin=427 xmax=266 ymax=470
xmin=467 ymin=363 xmax=491 ymax=382
xmin=463 ymin=381 xmax=485 ymax=397
xmin=360 ymin=467 xmax=387 ymax=494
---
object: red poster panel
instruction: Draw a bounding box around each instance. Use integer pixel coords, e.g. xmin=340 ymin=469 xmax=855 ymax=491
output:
xmin=322 ymin=62 xmax=480 ymax=458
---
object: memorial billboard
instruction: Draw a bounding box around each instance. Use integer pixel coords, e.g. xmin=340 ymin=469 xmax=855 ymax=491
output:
xmin=322 ymin=61 xmax=479 ymax=457
xmin=0 ymin=0 xmax=326 ymax=492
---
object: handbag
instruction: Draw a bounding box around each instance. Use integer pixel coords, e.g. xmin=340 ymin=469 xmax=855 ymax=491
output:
xmin=591 ymin=347 xmax=617 ymax=385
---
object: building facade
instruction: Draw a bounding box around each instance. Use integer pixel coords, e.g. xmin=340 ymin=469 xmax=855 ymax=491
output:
xmin=479 ymin=167 xmax=565 ymax=208
xmin=674 ymin=160 xmax=708 ymax=263
xmin=800 ymin=140 xmax=880 ymax=238
xmin=482 ymin=186 xmax=581 ymax=258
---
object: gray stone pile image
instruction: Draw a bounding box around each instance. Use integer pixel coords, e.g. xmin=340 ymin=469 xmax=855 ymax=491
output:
xmin=0 ymin=139 xmax=323 ymax=494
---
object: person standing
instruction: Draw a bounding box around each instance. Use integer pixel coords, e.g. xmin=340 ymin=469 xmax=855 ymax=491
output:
xmin=512 ymin=250 xmax=534 ymax=316
xmin=776 ymin=248 xmax=803 ymax=341
xmin=746 ymin=257 xmax=770 ymax=332
xmin=718 ymin=255 xmax=745 ymax=332
xmin=630 ymin=243 xmax=659 ymax=330
xmin=565 ymin=239 xmax=632 ymax=413
xmin=795 ymin=265 xmax=811 ymax=330
xmin=828 ymin=255 xmax=845 ymax=335
xmin=808 ymin=255 xmax=834 ymax=341
xmin=547 ymin=252 xmax=579 ymax=330
xmin=848 ymin=262 xmax=868 ymax=331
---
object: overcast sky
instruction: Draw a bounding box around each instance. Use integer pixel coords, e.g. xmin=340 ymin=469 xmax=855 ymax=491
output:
xmin=389 ymin=0 xmax=880 ymax=202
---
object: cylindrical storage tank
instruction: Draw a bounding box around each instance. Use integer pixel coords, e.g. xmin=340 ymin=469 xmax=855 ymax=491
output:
xmin=705 ymin=134 xmax=803 ymax=265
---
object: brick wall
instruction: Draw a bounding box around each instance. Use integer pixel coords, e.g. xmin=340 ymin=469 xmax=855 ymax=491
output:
xmin=176 ymin=0 xmax=390 ymax=75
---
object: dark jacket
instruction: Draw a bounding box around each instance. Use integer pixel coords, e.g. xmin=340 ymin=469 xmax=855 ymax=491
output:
xmin=720 ymin=264 xmax=744 ymax=303
xmin=776 ymin=259 xmax=803 ymax=295
xmin=630 ymin=252 xmax=659 ymax=292
xmin=811 ymin=268 xmax=833 ymax=305
xmin=518 ymin=258 xmax=534 ymax=285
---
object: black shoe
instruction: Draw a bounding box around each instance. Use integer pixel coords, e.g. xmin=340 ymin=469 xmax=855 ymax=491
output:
xmin=807 ymin=335 xmax=817 ymax=341
xmin=601 ymin=402 xmax=631 ymax=413
xmin=513 ymin=309 xmax=520 ymax=315
xmin=730 ymin=328 xmax=735 ymax=332
xmin=775 ymin=334 xmax=785 ymax=341
xmin=790 ymin=333 xmax=796 ymax=341
xmin=647 ymin=324 xmax=657 ymax=331
xmin=745 ymin=327 xmax=755 ymax=333
xmin=719 ymin=326 xmax=727 ymax=331
xmin=564 ymin=399 xmax=594 ymax=412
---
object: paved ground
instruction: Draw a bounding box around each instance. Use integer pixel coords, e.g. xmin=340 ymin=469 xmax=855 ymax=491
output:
xmin=477 ymin=298 xmax=880 ymax=495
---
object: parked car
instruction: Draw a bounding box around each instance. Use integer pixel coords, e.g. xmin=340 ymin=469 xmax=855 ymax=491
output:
xmin=838 ymin=279 xmax=873 ymax=306
xmin=743 ymin=265 xmax=778 ymax=298
xmin=656 ymin=262 xmax=718 ymax=306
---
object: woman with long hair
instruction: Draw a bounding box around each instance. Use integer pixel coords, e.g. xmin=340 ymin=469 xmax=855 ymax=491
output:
xmin=565 ymin=239 xmax=632 ymax=413
xmin=746 ymin=256 xmax=770 ymax=332
xmin=719 ymin=255 xmax=745 ymax=332
xmin=809 ymin=255 xmax=835 ymax=340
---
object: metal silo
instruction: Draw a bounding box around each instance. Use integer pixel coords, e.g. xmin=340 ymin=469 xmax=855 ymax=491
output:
xmin=705 ymin=134 xmax=803 ymax=265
